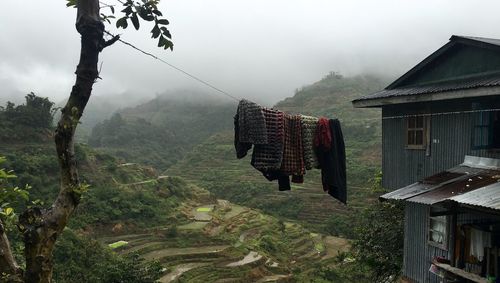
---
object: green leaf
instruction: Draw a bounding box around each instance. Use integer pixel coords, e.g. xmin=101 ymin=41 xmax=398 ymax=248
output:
xmin=4 ymin=207 xmax=13 ymax=216
xmin=110 ymin=5 xmax=115 ymax=14
xmin=131 ymin=13 xmax=140 ymax=30
xmin=139 ymin=13 xmax=154 ymax=21
xmin=152 ymin=10 xmax=163 ymax=16
xmin=157 ymin=19 xmax=169 ymax=25
xmin=151 ymin=25 xmax=161 ymax=38
xmin=158 ymin=36 xmax=167 ymax=48
xmin=116 ymin=17 xmax=128 ymax=29
xmin=121 ymin=6 xmax=133 ymax=15
xmin=160 ymin=27 xmax=171 ymax=39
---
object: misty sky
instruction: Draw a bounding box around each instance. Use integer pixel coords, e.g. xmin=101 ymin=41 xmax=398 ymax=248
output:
xmin=1 ymin=0 xmax=500 ymax=105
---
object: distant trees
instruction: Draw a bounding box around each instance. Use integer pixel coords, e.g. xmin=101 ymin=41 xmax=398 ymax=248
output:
xmin=0 ymin=93 xmax=56 ymax=129
xmin=0 ymin=0 xmax=173 ymax=282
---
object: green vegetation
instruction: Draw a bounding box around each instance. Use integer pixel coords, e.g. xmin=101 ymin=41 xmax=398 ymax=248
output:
xmin=0 ymin=93 xmax=55 ymax=143
xmin=0 ymin=73 xmax=404 ymax=282
xmin=109 ymin=240 xmax=129 ymax=249
xmin=53 ymin=229 xmax=162 ymax=283
xmin=88 ymin=95 xmax=236 ymax=169
xmin=167 ymin=73 xmax=391 ymax=236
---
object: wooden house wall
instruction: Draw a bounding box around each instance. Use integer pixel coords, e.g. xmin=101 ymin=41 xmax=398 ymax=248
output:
xmin=382 ymin=96 xmax=500 ymax=190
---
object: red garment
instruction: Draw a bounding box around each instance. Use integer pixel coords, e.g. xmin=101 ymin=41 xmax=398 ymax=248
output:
xmin=314 ymin=117 xmax=332 ymax=150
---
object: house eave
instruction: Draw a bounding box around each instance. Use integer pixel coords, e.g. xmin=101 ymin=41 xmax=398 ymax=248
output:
xmin=352 ymin=85 xmax=500 ymax=108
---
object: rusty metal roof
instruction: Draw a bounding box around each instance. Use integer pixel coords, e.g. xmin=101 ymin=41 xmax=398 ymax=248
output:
xmin=380 ymin=156 xmax=500 ymax=211
xmin=445 ymin=182 xmax=500 ymax=210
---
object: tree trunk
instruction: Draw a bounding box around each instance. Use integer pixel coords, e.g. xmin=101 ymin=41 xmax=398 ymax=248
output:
xmin=0 ymin=220 xmax=23 ymax=282
xmin=19 ymin=1 xmax=103 ymax=282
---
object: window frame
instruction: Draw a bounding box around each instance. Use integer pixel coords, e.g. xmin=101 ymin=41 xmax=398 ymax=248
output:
xmin=472 ymin=111 xmax=493 ymax=150
xmin=428 ymin=207 xmax=449 ymax=250
xmin=471 ymin=110 xmax=500 ymax=150
xmin=406 ymin=115 xmax=428 ymax=150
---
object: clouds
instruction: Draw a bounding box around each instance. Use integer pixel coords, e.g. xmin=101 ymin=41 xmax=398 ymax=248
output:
xmin=1 ymin=0 xmax=500 ymax=105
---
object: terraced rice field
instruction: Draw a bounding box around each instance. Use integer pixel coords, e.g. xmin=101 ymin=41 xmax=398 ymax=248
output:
xmin=100 ymin=199 xmax=349 ymax=282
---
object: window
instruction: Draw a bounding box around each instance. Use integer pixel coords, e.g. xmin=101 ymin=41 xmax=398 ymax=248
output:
xmin=406 ymin=116 xmax=427 ymax=149
xmin=472 ymin=110 xmax=500 ymax=150
xmin=429 ymin=207 xmax=448 ymax=249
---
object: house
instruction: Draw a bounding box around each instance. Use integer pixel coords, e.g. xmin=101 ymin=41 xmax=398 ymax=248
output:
xmin=352 ymin=35 xmax=500 ymax=283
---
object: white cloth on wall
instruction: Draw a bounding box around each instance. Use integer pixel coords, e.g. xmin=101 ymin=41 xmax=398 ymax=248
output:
xmin=470 ymin=228 xmax=492 ymax=261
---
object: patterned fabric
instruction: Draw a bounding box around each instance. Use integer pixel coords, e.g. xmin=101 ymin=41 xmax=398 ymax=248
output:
xmin=251 ymin=108 xmax=284 ymax=171
xmin=237 ymin=99 xmax=268 ymax=144
xmin=314 ymin=117 xmax=332 ymax=150
xmin=234 ymin=111 xmax=252 ymax=159
xmin=300 ymin=115 xmax=319 ymax=170
xmin=280 ymin=114 xmax=305 ymax=176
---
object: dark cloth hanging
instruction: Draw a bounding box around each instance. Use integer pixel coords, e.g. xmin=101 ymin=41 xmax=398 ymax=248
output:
xmin=234 ymin=112 xmax=252 ymax=159
xmin=237 ymin=99 xmax=268 ymax=145
xmin=234 ymin=99 xmax=346 ymax=202
xmin=251 ymin=108 xmax=285 ymax=171
xmin=316 ymin=119 xmax=347 ymax=204
xmin=251 ymin=108 xmax=290 ymax=191
xmin=280 ymin=114 xmax=305 ymax=178
xmin=301 ymin=115 xmax=319 ymax=170
xmin=234 ymin=103 xmax=290 ymax=190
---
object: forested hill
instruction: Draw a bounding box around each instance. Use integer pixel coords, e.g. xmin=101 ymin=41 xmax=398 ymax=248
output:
xmin=88 ymin=93 xmax=236 ymax=169
xmin=167 ymin=73 xmax=392 ymax=236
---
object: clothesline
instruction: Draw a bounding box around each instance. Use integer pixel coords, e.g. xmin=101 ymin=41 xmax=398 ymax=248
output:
xmin=104 ymin=30 xmax=241 ymax=102
xmin=107 ymin=32 xmax=500 ymax=122
xmin=356 ymin=108 xmax=500 ymax=122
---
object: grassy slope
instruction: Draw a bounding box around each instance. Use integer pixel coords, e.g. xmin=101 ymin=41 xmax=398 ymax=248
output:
xmin=0 ymin=136 xmax=353 ymax=282
xmin=167 ymin=73 xmax=390 ymax=236
xmin=87 ymin=94 xmax=237 ymax=170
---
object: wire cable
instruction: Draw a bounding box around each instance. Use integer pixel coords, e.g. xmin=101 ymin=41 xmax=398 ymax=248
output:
xmin=104 ymin=30 xmax=241 ymax=102
xmin=381 ymin=108 xmax=500 ymax=120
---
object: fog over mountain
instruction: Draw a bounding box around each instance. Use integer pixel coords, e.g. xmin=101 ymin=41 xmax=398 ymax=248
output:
xmin=1 ymin=0 xmax=500 ymax=105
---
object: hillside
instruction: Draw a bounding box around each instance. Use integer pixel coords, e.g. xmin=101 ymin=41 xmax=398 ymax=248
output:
xmin=167 ymin=73 xmax=391 ymax=236
xmin=88 ymin=93 xmax=237 ymax=169
xmin=0 ymin=94 xmax=361 ymax=282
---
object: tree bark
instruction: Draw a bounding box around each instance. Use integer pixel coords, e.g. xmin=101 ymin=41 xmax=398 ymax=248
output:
xmin=0 ymin=220 xmax=23 ymax=282
xmin=18 ymin=1 xmax=103 ymax=282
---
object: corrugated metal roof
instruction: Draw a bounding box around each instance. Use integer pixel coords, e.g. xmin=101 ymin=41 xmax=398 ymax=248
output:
xmin=380 ymin=156 xmax=500 ymax=211
xmin=352 ymin=35 xmax=500 ymax=106
xmin=456 ymin=35 xmax=500 ymax=47
xmin=354 ymin=75 xmax=500 ymax=102
xmin=445 ymin=182 xmax=500 ymax=210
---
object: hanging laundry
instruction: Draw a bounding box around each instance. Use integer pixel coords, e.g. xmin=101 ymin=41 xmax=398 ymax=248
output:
xmin=314 ymin=117 xmax=332 ymax=151
xmin=251 ymin=108 xmax=290 ymax=191
xmin=237 ymin=99 xmax=268 ymax=145
xmin=233 ymin=99 xmax=347 ymax=204
xmin=315 ymin=119 xmax=347 ymax=204
xmin=281 ymin=114 xmax=305 ymax=180
xmin=300 ymin=115 xmax=319 ymax=170
xmin=470 ymin=228 xmax=492 ymax=261
xmin=251 ymin=108 xmax=285 ymax=171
